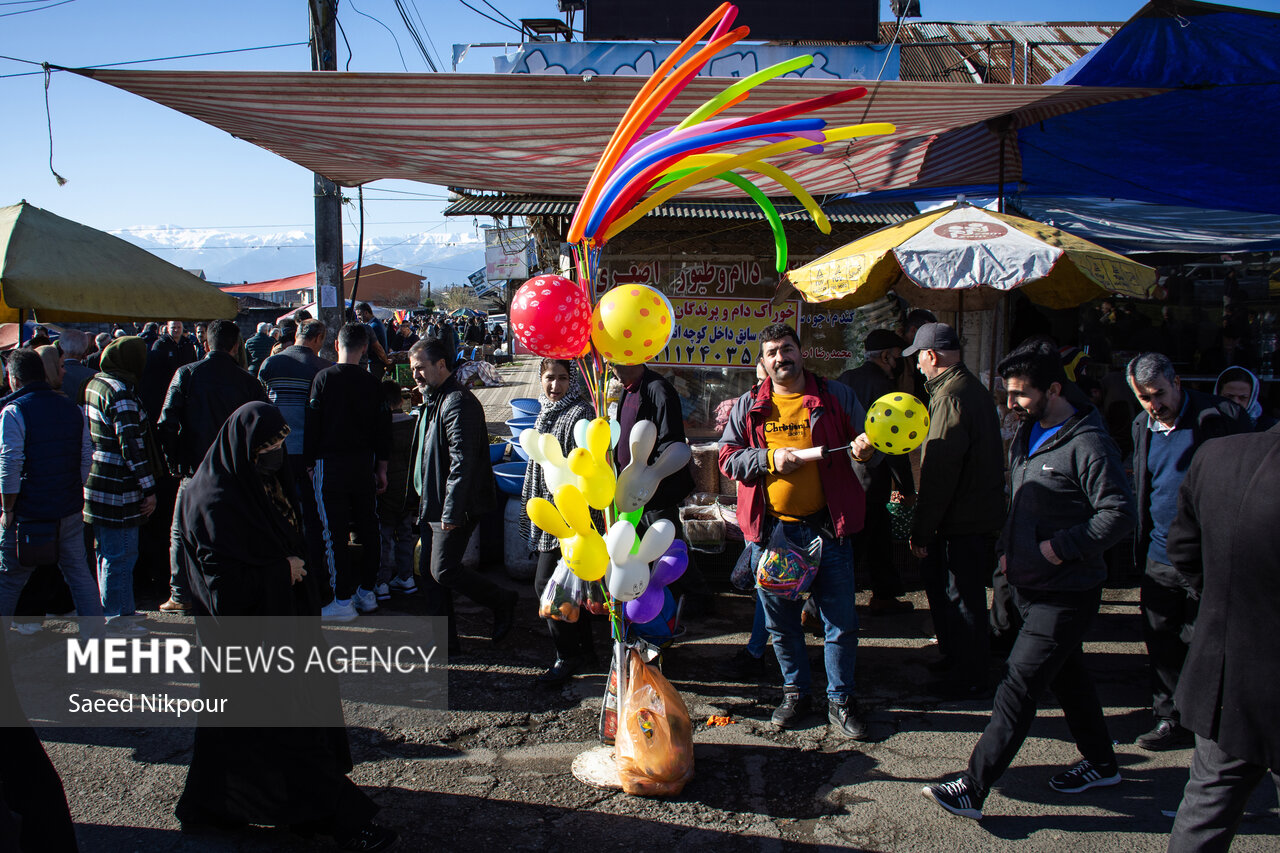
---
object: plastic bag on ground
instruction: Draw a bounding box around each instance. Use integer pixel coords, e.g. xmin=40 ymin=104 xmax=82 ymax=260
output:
xmin=616 ymin=649 xmax=694 ymax=796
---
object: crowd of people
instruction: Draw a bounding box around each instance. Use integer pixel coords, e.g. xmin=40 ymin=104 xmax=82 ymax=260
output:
xmin=0 ymin=295 xmax=1275 ymax=852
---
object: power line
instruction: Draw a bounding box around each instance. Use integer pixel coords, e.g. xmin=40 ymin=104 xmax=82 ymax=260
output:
xmin=1 ymin=42 xmax=308 ymax=79
xmin=345 ymin=0 xmax=409 ymax=72
xmin=456 ymin=0 xmax=523 ymax=36
xmin=0 ymin=0 xmax=77 ymax=19
xmin=407 ymin=0 xmax=448 ymax=72
xmin=480 ymin=0 xmax=520 ymax=30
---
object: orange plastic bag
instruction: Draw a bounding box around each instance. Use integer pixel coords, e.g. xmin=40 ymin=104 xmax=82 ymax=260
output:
xmin=615 ymin=650 xmax=694 ymax=796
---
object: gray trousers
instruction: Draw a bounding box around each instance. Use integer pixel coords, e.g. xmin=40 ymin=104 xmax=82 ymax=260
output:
xmin=1168 ymin=734 xmax=1280 ymax=853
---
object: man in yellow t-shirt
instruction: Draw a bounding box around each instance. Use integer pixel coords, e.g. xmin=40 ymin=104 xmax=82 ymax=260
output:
xmin=719 ymin=323 xmax=876 ymax=740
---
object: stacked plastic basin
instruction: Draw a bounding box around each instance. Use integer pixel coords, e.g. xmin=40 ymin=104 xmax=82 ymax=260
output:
xmin=498 ymin=397 xmax=540 ymax=578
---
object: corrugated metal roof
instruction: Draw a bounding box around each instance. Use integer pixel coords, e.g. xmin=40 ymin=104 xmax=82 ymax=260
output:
xmin=444 ymin=193 xmax=918 ymax=225
xmin=880 ymin=21 xmax=1120 ymax=85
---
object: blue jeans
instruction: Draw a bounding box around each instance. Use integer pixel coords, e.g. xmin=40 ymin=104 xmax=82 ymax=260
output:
xmin=95 ymin=525 xmax=140 ymax=627
xmin=0 ymin=514 xmax=105 ymax=635
xmin=759 ymin=522 xmax=858 ymax=702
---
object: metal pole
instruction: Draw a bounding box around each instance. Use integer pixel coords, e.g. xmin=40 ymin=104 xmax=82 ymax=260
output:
xmin=310 ymin=0 xmax=344 ymax=357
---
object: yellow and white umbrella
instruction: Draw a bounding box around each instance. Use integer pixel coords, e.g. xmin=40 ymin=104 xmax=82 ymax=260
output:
xmin=781 ymin=203 xmax=1156 ymax=312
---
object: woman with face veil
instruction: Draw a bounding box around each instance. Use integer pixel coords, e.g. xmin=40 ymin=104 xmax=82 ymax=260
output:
xmin=173 ymin=402 xmax=397 ymax=851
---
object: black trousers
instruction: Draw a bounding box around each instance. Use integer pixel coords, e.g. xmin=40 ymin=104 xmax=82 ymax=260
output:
xmin=854 ymin=475 xmax=903 ymax=599
xmin=534 ymin=549 xmax=595 ymax=663
xmin=1142 ymin=558 xmax=1199 ymax=721
xmin=639 ymin=505 xmax=710 ymax=604
xmin=311 ymin=455 xmax=381 ymax=602
xmin=965 ymin=585 xmax=1115 ymax=794
xmin=923 ymin=533 xmax=994 ymax=687
xmin=1168 ymin=735 xmax=1280 ymax=853
xmin=418 ymin=519 xmax=510 ymax=633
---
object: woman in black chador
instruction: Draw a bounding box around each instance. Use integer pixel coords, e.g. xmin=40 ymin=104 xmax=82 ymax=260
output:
xmin=173 ymin=401 xmax=397 ymax=851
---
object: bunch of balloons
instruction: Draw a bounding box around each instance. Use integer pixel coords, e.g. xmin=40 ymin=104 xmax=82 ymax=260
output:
xmin=566 ymin=1 xmax=896 ymax=273
xmin=524 ymin=418 xmax=691 ymax=623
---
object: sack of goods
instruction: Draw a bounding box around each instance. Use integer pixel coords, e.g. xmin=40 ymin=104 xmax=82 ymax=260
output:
xmin=616 ymin=651 xmax=694 ymax=796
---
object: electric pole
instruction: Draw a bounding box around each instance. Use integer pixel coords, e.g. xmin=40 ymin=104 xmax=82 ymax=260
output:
xmin=309 ymin=0 xmax=344 ymax=356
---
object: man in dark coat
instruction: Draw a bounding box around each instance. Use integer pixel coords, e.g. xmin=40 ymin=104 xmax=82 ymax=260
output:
xmin=1165 ymin=424 xmax=1280 ymax=852
xmin=906 ymin=323 xmax=1007 ymax=698
xmin=837 ymin=328 xmax=915 ymax=613
xmin=139 ymin=320 xmax=197 ymax=422
xmin=408 ymin=338 xmax=516 ymax=652
xmin=611 ymin=362 xmax=707 ymax=611
xmin=244 ymin=322 xmax=276 ymax=374
xmin=1127 ymin=352 xmax=1250 ymax=750
xmin=156 ymin=320 xmax=267 ymax=613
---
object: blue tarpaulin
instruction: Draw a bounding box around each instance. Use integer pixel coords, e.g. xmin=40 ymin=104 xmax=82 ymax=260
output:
xmin=845 ymin=1 xmax=1280 ymax=216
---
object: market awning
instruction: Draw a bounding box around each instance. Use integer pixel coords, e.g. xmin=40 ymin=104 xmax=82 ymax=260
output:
xmin=220 ymin=262 xmax=356 ymax=294
xmin=72 ymin=69 xmax=1159 ymax=201
xmin=0 ymin=201 xmax=237 ymax=323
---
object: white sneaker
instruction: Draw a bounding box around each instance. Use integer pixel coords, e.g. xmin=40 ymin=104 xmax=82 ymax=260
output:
xmin=352 ymin=587 xmax=379 ymax=614
xmin=374 ymin=583 xmax=391 ymax=602
xmin=106 ymin=621 xmax=149 ymax=637
xmin=321 ymin=599 xmax=358 ymax=623
xmin=388 ymin=576 xmax=418 ymax=595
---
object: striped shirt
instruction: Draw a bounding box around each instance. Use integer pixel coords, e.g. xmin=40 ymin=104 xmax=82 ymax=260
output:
xmin=83 ymin=373 xmax=159 ymax=527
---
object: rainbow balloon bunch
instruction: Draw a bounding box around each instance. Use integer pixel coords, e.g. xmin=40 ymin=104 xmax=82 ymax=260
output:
xmin=567 ymin=1 xmax=896 ymax=273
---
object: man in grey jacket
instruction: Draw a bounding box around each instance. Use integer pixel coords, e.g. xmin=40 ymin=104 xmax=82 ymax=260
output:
xmin=923 ymin=341 xmax=1135 ymax=821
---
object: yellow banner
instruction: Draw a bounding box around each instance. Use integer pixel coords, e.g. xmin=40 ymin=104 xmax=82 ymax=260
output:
xmin=655 ymin=298 xmax=802 ymax=368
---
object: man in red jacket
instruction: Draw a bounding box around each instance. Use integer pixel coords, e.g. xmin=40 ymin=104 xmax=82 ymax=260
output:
xmin=719 ymin=323 xmax=876 ymax=739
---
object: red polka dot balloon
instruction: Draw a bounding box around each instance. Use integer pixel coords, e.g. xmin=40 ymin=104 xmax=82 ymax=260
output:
xmin=510 ymin=274 xmax=592 ymax=359
xmin=591 ymin=284 xmax=672 ymax=365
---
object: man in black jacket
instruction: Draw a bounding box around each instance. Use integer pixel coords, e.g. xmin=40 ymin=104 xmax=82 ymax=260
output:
xmin=837 ymin=328 xmax=915 ymax=613
xmin=1127 ymin=352 xmax=1250 ymax=751
xmin=307 ymin=324 xmax=391 ymax=623
xmin=408 ymin=339 xmax=516 ymax=651
xmin=156 ymin=320 xmax=266 ymax=612
xmin=1165 ymin=424 xmax=1280 ymax=852
xmin=611 ymin=362 xmax=706 ymax=612
xmin=924 ymin=342 xmax=1135 ymax=821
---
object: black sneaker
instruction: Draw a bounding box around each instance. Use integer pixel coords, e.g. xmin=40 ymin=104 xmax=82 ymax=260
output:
xmin=922 ymin=777 xmax=984 ymax=820
xmin=828 ymin=698 xmax=869 ymax=740
xmin=1048 ymin=758 xmax=1121 ymax=793
xmin=335 ymin=821 xmax=399 ymax=852
xmin=729 ymin=647 xmax=773 ymax=680
xmin=1135 ymin=719 xmax=1193 ymax=751
xmin=770 ymin=691 xmax=813 ymax=729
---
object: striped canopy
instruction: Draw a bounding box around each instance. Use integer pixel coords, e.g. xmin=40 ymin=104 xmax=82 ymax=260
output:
xmin=75 ymin=70 xmax=1159 ymax=200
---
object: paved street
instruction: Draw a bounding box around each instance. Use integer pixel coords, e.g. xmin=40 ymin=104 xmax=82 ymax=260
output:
xmin=25 ymin=581 xmax=1280 ymax=852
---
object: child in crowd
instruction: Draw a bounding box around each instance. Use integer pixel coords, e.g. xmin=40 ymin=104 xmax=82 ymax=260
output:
xmin=375 ymin=380 xmax=418 ymax=601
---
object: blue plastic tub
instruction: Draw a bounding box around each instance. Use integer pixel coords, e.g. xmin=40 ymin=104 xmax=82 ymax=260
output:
xmin=507 ymin=437 xmax=531 ymax=462
xmin=493 ymin=461 xmax=527 ymax=496
xmin=506 ymin=416 xmax=537 ymax=439
xmin=510 ymin=397 xmax=541 ymax=418
xmin=489 ymin=442 xmax=506 ymax=464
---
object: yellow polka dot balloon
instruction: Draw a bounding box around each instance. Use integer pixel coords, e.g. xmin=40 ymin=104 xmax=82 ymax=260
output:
xmin=590 ymin=284 xmax=672 ymax=365
xmin=865 ymin=392 xmax=929 ymax=455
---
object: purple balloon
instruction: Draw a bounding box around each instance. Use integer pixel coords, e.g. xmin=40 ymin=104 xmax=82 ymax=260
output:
xmin=649 ymin=540 xmax=689 ymax=588
xmin=625 ymin=584 xmax=665 ymax=623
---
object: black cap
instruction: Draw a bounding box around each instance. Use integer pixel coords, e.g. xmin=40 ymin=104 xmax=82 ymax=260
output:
xmin=863 ymin=329 xmax=907 ymax=352
xmin=902 ymin=322 xmax=960 ymax=357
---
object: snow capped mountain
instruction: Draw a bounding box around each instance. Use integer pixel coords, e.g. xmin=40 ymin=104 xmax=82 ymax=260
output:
xmin=112 ymin=226 xmax=486 ymax=288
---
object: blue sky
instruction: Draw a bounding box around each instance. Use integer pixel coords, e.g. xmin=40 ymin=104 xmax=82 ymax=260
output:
xmin=3 ymin=0 xmax=1279 ymax=258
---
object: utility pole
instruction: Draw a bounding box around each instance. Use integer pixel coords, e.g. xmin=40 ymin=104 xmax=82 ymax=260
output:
xmin=309 ymin=0 xmax=344 ymax=357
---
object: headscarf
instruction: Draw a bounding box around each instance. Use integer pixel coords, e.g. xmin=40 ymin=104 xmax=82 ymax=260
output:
xmin=520 ymin=361 xmax=596 ymax=552
xmin=36 ymin=345 xmax=62 ymax=390
xmin=175 ymin=401 xmax=315 ymax=618
xmin=1214 ymin=365 xmax=1263 ymax=424
xmin=100 ymin=335 xmax=148 ymax=386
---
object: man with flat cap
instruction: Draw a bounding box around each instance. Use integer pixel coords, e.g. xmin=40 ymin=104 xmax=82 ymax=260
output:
xmin=838 ymin=329 xmax=916 ymax=614
xmin=905 ymin=323 xmax=1006 ymax=698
